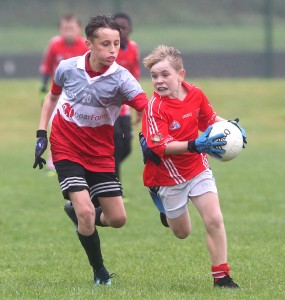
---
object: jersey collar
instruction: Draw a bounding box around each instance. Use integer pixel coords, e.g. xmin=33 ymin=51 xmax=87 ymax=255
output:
xmin=77 ymin=51 xmax=118 ymax=77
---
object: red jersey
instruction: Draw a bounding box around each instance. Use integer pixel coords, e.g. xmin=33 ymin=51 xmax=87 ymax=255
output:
xmin=142 ymin=82 xmax=217 ymax=186
xmin=116 ymin=40 xmax=140 ymax=116
xmin=40 ymin=35 xmax=88 ymax=77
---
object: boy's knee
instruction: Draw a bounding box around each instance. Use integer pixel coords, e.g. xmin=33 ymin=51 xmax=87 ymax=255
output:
xmin=109 ymin=213 xmax=126 ymax=228
xmin=77 ymin=206 xmax=95 ymax=224
xmin=173 ymin=227 xmax=191 ymax=239
xmin=206 ymin=214 xmax=224 ymax=230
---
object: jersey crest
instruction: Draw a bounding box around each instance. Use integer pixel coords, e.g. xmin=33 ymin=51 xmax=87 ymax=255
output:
xmin=151 ymin=132 xmax=163 ymax=142
xmin=169 ymin=120 xmax=181 ymax=131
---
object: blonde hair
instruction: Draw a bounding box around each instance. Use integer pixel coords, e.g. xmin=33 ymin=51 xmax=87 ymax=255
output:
xmin=143 ymin=45 xmax=183 ymax=71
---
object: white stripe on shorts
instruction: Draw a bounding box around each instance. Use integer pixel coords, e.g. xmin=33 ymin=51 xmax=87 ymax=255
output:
xmin=90 ymin=181 xmax=122 ymax=198
xmin=60 ymin=176 xmax=88 ymax=192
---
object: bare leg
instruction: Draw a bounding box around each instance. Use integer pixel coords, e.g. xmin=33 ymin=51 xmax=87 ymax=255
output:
xmin=98 ymin=195 xmax=126 ymax=228
xmin=167 ymin=210 xmax=191 ymax=239
xmin=192 ymin=192 xmax=227 ymax=266
xmin=70 ymin=189 xmax=95 ymax=235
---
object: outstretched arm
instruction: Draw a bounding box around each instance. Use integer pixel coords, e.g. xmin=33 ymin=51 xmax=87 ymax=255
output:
xmin=33 ymin=92 xmax=59 ymax=169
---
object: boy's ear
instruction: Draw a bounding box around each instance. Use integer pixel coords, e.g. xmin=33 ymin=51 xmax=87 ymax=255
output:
xmin=179 ymin=69 xmax=186 ymax=82
xmin=85 ymin=39 xmax=92 ymax=49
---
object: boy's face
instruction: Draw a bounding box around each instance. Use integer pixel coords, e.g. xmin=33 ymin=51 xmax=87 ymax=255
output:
xmin=60 ymin=19 xmax=81 ymax=44
xmin=150 ymin=59 xmax=185 ymax=99
xmin=115 ymin=17 xmax=131 ymax=46
xmin=86 ymin=28 xmax=120 ymax=69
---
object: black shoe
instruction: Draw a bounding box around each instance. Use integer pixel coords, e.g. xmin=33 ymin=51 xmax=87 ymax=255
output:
xmin=94 ymin=267 xmax=113 ymax=285
xmin=160 ymin=212 xmax=169 ymax=227
xmin=64 ymin=201 xmax=78 ymax=226
xmin=214 ymin=274 xmax=239 ymax=288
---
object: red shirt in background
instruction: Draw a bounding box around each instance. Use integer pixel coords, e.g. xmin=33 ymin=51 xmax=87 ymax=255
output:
xmin=116 ymin=39 xmax=140 ymax=116
xmin=40 ymin=35 xmax=88 ymax=78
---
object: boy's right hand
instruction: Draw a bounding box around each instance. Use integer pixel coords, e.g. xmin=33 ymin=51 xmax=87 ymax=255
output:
xmin=195 ymin=126 xmax=226 ymax=158
xmin=187 ymin=126 xmax=227 ymax=159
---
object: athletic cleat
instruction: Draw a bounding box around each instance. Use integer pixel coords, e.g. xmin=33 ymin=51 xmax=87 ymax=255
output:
xmin=214 ymin=274 xmax=239 ymax=288
xmin=160 ymin=212 xmax=169 ymax=227
xmin=94 ymin=267 xmax=113 ymax=285
xmin=64 ymin=201 xmax=78 ymax=226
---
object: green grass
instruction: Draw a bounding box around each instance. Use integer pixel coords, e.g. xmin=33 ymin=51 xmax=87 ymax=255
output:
xmin=0 ymin=79 xmax=284 ymax=299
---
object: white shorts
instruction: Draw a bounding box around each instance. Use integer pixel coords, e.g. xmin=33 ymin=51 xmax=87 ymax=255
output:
xmin=158 ymin=169 xmax=218 ymax=219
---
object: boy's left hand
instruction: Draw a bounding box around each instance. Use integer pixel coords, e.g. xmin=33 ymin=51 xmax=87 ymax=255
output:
xmin=228 ymin=118 xmax=247 ymax=147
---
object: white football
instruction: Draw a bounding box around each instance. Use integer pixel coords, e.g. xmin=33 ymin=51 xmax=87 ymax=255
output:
xmin=208 ymin=121 xmax=243 ymax=162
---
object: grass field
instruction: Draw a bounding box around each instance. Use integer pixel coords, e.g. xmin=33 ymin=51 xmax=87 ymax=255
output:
xmin=0 ymin=79 xmax=284 ymax=299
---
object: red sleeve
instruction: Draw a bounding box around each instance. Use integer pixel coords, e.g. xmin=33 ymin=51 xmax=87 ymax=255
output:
xmin=123 ymin=93 xmax=148 ymax=112
xmin=142 ymin=100 xmax=174 ymax=157
xmin=51 ymin=80 xmax=62 ymax=95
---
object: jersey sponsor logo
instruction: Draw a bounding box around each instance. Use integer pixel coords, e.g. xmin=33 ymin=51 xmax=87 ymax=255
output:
xmin=151 ymin=132 xmax=163 ymax=142
xmin=62 ymin=102 xmax=110 ymax=121
xmin=169 ymin=120 xmax=181 ymax=130
xmin=74 ymin=111 xmax=110 ymax=121
xmin=62 ymin=103 xmax=75 ymax=117
xmin=182 ymin=112 xmax=192 ymax=119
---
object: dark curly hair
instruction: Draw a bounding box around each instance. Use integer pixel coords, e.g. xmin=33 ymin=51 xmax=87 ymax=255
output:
xmin=85 ymin=14 xmax=120 ymax=40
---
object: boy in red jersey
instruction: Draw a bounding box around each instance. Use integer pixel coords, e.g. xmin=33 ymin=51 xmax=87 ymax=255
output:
xmin=40 ymin=14 xmax=88 ymax=93
xmin=33 ymin=14 xmax=148 ymax=286
xmin=113 ymin=12 xmax=141 ymax=183
xmin=141 ymin=45 xmax=247 ymax=288
xmin=39 ymin=14 xmax=88 ymax=171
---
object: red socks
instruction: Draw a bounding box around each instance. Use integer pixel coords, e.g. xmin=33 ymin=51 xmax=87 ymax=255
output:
xmin=212 ymin=263 xmax=230 ymax=280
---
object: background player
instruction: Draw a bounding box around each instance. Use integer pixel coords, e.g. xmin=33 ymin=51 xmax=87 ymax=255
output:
xmin=113 ymin=12 xmax=142 ymax=184
xmin=141 ymin=45 xmax=247 ymax=288
xmin=39 ymin=13 xmax=88 ymax=171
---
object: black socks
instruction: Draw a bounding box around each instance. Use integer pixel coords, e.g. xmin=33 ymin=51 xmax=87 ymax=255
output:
xmin=77 ymin=229 xmax=104 ymax=271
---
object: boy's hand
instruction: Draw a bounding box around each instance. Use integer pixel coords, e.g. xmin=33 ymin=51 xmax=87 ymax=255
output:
xmin=33 ymin=130 xmax=48 ymax=169
xmin=188 ymin=126 xmax=227 ymax=159
xmin=139 ymin=132 xmax=161 ymax=165
xmin=228 ymin=118 xmax=247 ymax=147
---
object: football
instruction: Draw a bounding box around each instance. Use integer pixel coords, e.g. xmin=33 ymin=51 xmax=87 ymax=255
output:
xmin=209 ymin=121 xmax=243 ymax=162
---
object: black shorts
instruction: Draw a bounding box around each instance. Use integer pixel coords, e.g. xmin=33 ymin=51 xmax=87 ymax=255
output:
xmin=54 ymin=160 xmax=122 ymax=207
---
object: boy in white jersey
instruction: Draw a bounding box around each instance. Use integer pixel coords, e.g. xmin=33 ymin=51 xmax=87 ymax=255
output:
xmin=141 ymin=45 xmax=247 ymax=288
xmin=33 ymin=15 xmax=148 ymax=286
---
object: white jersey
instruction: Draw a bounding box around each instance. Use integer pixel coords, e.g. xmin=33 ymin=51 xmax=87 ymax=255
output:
xmin=54 ymin=53 xmax=143 ymax=127
xmin=50 ymin=52 xmax=147 ymax=172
